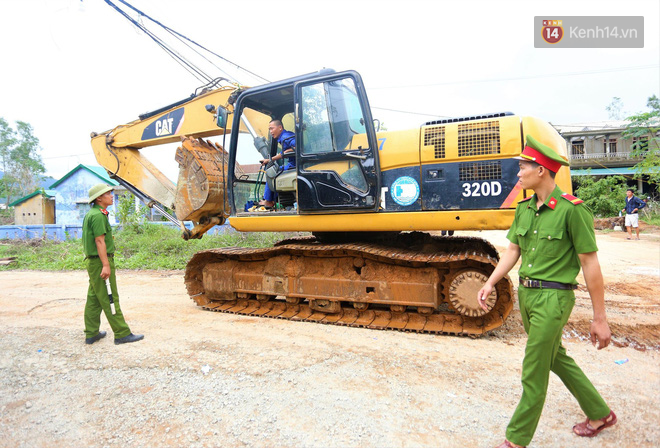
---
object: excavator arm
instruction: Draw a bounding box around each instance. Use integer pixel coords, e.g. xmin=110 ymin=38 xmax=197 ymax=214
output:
xmin=90 ymin=82 xmax=271 ymax=238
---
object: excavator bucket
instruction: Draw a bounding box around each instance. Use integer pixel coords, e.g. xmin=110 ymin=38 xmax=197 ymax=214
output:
xmin=174 ymin=137 xmax=234 ymax=239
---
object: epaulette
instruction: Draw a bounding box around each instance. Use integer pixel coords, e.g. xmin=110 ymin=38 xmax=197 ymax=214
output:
xmin=561 ymin=192 xmax=583 ymax=205
xmin=519 ymin=195 xmax=534 ymax=203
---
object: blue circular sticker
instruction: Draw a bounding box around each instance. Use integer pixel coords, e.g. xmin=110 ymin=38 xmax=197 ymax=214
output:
xmin=390 ymin=176 xmax=420 ymax=206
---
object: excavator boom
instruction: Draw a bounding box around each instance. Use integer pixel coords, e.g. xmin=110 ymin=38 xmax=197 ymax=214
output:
xmin=90 ymin=82 xmax=271 ymax=235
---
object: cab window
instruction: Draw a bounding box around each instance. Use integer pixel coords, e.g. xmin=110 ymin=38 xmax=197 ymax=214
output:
xmin=300 ymin=78 xmax=368 ymax=155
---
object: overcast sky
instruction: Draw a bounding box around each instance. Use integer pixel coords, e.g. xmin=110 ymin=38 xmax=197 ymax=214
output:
xmin=0 ymin=0 xmax=658 ymax=181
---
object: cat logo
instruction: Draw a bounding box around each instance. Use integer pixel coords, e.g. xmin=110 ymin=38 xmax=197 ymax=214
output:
xmin=155 ymin=118 xmax=175 ymax=136
xmin=141 ymin=108 xmax=185 ymax=141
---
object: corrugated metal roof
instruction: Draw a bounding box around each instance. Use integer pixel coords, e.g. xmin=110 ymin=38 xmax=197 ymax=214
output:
xmin=8 ymin=189 xmax=57 ymax=207
xmin=49 ymin=164 xmax=120 ymax=189
xmin=570 ymin=167 xmax=637 ymax=176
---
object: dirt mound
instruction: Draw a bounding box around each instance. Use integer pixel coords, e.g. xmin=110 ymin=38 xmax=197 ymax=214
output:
xmin=564 ymin=321 xmax=660 ymax=351
xmin=594 ymin=217 xmax=624 ymax=230
xmin=593 ymin=217 xmax=660 ymax=233
xmin=607 ymin=280 xmax=660 ymax=299
xmin=639 ymin=220 xmax=660 ymax=233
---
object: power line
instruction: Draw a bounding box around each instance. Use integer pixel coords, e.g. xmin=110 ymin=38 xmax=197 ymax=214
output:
xmin=371 ymin=106 xmax=450 ymax=118
xmin=103 ymin=0 xmax=270 ymax=85
xmin=111 ymin=0 xmax=232 ymax=83
xmin=103 ymin=0 xmax=213 ymax=84
xmin=370 ymin=65 xmax=659 ymax=90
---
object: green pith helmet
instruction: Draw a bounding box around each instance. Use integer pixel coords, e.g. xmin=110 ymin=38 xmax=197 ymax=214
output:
xmin=88 ymin=184 xmax=114 ymax=203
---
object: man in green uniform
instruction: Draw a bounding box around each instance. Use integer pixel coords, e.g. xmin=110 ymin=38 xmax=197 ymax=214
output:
xmin=477 ymin=136 xmax=616 ymax=447
xmin=83 ymin=184 xmax=144 ymax=345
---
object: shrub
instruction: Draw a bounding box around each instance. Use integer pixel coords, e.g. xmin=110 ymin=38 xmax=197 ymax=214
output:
xmin=574 ymin=174 xmax=629 ymax=217
xmin=115 ymin=193 xmax=149 ymax=233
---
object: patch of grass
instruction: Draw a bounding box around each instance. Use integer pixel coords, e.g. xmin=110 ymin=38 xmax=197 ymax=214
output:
xmin=641 ymin=203 xmax=660 ymax=227
xmin=0 ymin=224 xmax=306 ymax=271
xmin=643 ymin=215 xmax=660 ymax=227
xmin=0 ymin=237 xmax=83 ymax=270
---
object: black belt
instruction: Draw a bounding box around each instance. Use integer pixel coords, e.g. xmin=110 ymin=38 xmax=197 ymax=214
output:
xmin=86 ymin=253 xmax=114 ymax=259
xmin=519 ymin=278 xmax=577 ymax=290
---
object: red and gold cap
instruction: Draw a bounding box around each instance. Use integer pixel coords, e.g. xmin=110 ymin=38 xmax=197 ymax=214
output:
xmin=515 ymin=135 xmax=569 ymax=173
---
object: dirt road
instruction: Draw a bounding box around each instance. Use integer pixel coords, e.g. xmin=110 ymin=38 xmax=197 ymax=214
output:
xmin=1 ymin=230 xmax=658 ymax=447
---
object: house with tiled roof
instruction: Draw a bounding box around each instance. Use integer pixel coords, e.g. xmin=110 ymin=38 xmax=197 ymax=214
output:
xmin=555 ymin=120 xmax=658 ymax=195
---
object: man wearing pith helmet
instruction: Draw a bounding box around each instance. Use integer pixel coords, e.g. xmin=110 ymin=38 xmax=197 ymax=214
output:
xmin=477 ymin=136 xmax=616 ymax=447
xmin=82 ymin=184 xmax=144 ymax=346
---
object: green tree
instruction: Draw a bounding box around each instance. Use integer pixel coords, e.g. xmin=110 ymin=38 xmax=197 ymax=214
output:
xmin=574 ymin=173 xmax=629 ymax=217
xmin=0 ymin=118 xmax=17 ymax=204
xmin=116 ymin=192 xmax=149 ymax=233
xmin=606 ymin=96 xmax=625 ymax=120
xmin=0 ymin=118 xmax=46 ymax=205
xmin=622 ymin=95 xmax=660 ymax=184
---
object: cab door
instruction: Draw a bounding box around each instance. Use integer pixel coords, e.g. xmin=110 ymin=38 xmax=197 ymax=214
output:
xmin=294 ymin=71 xmax=380 ymax=212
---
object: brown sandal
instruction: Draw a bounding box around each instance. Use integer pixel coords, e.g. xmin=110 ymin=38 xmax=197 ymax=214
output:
xmin=495 ymin=441 xmax=525 ymax=448
xmin=573 ymin=410 xmax=617 ymax=437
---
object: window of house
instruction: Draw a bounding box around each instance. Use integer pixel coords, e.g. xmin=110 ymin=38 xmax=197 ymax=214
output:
xmin=604 ymin=138 xmax=617 ymax=154
xmin=571 ymin=140 xmax=585 ymax=156
xmin=632 ymin=136 xmax=649 ymax=151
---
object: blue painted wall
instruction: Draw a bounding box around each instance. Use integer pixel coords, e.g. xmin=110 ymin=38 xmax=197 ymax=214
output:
xmin=51 ymin=170 xmax=120 ymax=226
xmin=0 ymin=221 xmax=233 ymax=241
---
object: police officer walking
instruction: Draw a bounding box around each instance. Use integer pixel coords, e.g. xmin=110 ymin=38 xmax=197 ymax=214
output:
xmin=83 ymin=184 xmax=144 ymax=345
xmin=477 ymin=136 xmax=616 ymax=448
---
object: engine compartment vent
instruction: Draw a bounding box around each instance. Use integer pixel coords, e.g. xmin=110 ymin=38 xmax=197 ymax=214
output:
xmin=424 ymin=111 xmax=513 ymax=126
xmin=458 ymin=121 xmax=501 ymax=157
xmin=459 ymin=160 xmax=503 ymax=181
xmin=423 ymin=126 xmax=446 ymax=159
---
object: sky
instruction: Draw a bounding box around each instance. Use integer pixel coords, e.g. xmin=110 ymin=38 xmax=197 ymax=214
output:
xmin=0 ymin=0 xmax=658 ymax=182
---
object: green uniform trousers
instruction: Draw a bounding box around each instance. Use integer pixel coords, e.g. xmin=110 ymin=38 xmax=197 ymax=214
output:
xmin=506 ymin=286 xmax=610 ymax=446
xmin=84 ymin=257 xmax=132 ymax=340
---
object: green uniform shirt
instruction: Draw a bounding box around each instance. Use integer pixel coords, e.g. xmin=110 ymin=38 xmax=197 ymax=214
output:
xmin=506 ymin=185 xmax=597 ymax=284
xmin=82 ymin=204 xmax=115 ymax=257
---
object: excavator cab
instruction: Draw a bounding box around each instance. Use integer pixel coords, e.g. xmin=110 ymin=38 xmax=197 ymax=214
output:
xmin=227 ymin=70 xmax=381 ymax=215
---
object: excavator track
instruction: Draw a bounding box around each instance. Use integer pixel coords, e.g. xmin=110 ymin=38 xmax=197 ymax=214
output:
xmin=184 ymin=232 xmax=513 ymax=336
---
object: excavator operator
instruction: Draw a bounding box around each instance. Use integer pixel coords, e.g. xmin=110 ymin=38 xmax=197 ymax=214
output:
xmin=258 ymin=119 xmax=296 ymax=208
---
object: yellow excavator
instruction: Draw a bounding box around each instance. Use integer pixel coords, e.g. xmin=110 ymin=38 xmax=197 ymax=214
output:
xmin=90 ymin=69 xmax=572 ymax=336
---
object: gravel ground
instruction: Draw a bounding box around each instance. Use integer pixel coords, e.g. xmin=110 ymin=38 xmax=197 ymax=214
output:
xmin=1 ymin=230 xmax=659 ymax=448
